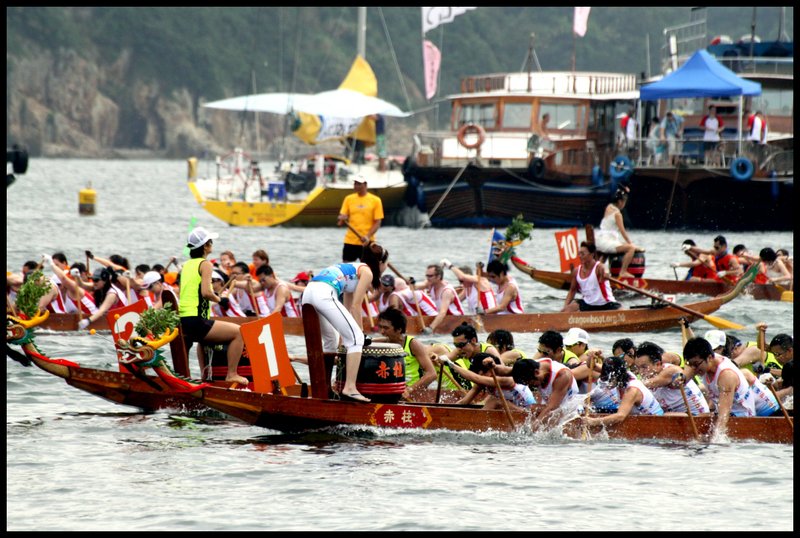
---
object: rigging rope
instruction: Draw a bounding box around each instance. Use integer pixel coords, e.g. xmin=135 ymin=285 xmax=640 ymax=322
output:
xmin=378 ymin=7 xmax=413 ymax=112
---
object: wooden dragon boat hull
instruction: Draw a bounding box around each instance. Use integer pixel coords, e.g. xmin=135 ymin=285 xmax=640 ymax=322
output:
xmin=36 ymin=294 xmax=730 ymax=336
xmin=190 ymin=386 xmax=793 ymax=444
xmin=510 ymin=257 xmax=790 ymax=301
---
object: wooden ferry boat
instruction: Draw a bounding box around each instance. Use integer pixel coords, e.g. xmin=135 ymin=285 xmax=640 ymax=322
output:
xmin=8 ymin=294 xmax=790 ymax=444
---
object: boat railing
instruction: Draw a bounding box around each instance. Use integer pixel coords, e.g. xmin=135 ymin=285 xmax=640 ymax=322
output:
xmin=714 ymin=55 xmax=794 ymax=77
xmin=412 ymin=131 xmax=611 ymax=172
xmin=631 ymin=135 xmax=792 ymax=175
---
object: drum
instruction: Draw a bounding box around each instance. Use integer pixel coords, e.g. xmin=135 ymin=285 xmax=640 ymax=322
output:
xmin=608 ymin=250 xmax=646 ymax=278
xmin=335 ymin=343 xmax=406 ymax=403
xmin=208 ymin=343 xmax=252 ymax=382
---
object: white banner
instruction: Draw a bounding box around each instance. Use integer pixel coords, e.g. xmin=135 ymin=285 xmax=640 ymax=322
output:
xmin=573 ymin=7 xmax=591 ymax=37
xmin=422 ymin=7 xmax=477 ymax=34
xmin=317 ymin=116 xmax=363 ymax=142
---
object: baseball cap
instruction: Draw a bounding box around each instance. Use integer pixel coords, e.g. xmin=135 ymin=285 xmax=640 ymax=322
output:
xmin=291 ymin=271 xmax=310 ymax=283
xmin=564 ymin=327 xmax=590 ymax=346
xmin=704 ymin=330 xmax=727 ymax=350
xmin=187 ymin=226 xmax=218 ymax=249
xmin=352 ymin=174 xmax=367 ymax=185
xmin=380 ymin=274 xmax=395 ymax=287
xmin=141 ymin=271 xmax=162 ymax=290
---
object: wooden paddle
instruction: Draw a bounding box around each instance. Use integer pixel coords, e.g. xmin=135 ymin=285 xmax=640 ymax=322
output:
xmin=678 ymin=380 xmax=700 ymax=441
xmin=764 ymin=380 xmax=793 ymax=430
xmin=343 ymin=221 xmax=368 ymax=244
xmin=434 ymin=360 xmax=446 ymax=404
xmin=387 ymin=262 xmax=428 ymax=333
xmin=607 ymin=276 xmax=743 ymax=330
xmin=248 ymin=280 xmax=259 ymax=315
xmin=490 ymin=368 xmax=516 ymax=430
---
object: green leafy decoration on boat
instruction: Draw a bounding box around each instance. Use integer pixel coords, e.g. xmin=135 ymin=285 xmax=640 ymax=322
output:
xmin=14 ymin=270 xmax=51 ymax=318
xmin=134 ymin=303 xmax=179 ymax=338
xmin=496 ymin=215 xmax=534 ymax=263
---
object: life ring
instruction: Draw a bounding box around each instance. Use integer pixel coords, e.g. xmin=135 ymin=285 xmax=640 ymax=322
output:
xmin=456 ymin=123 xmax=486 ymax=150
xmin=730 ymin=157 xmax=754 ymax=181
xmin=609 ymin=155 xmax=634 ymax=182
xmin=528 ymin=157 xmax=546 ymax=180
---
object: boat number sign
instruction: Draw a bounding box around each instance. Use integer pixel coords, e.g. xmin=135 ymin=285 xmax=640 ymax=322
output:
xmin=240 ymin=312 xmax=294 ymax=394
xmin=554 ymin=228 xmax=580 ymax=273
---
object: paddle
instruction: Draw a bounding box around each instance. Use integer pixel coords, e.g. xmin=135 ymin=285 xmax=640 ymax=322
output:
xmin=581 ymin=355 xmax=596 ymax=440
xmin=248 ymin=279 xmax=259 ymax=316
xmin=607 ymin=276 xmax=743 ymax=330
xmin=489 ymin=367 xmax=516 ymax=430
xmin=343 ymin=221 xmax=368 ymax=244
xmin=434 ymin=360 xmax=445 ymax=403
xmin=678 ymin=379 xmax=700 ymax=441
xmin=764 ymin=379 xmax=793 ymax=431
xmin=387 ymin=262 xmax=428 ymax=333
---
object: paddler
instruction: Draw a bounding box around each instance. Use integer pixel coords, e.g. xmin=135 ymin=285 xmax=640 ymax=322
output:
xmin=376 ymin=307 xmax=437 ymax=401
xmin=562 ymin=241 xmax=622 ymax=312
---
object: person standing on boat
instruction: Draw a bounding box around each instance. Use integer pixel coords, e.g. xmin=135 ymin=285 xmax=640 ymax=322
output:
xmin=374 ymin=114 xmax=388 ymax=172
xmin=377 ymin=307 xmax=437 ymax=401
xmin=683 ymin=337 xmax=756 ymax=435
xmin=660 ymin=111 xmax=684 ymax=166
xmin=337 ymin=175 xmax=384 ymax=263
xmin=302 ymin=242 xmax=389 ymax=403
xmin=624 ymin=108 xmax=638 ymax=153
xmin=562 ymin=241 xmax=623 ymax=312
xmin=633 ymin=341 xmax=709 ymax=415
xmin=594 ymin=189 xmax=643 ymax=280
xmin=699 ymin=105 xmax=724 ymax=165
xmin=178 ymin=227 xmax=248 ymax=386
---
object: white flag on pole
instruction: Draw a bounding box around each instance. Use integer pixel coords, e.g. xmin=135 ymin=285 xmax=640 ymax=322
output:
xmin=573 ymin=7 xmax=591 ymax=37
xmin=422 ymin=7 xmax=477 ymax=34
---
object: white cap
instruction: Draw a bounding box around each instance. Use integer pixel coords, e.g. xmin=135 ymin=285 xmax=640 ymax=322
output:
xmin=187 ymin=226 xmax=218 ymax=249
xmin=704 ymin=330 xmax=727 ymax=350
xmin=141 ymin=271 xmax=162 ymax=290
xmin=211 ymin=270 xmax=225 ymax=282
xmin=564 ymin=327 xmax=590 ymax=346
xmin=352 ymin=174 xmax=367 ymax=185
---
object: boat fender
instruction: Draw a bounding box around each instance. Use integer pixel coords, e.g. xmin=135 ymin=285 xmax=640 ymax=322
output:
xmin=730 ymin=157 xmax=754 ymax=181
xmin=591 ymin=165 xmax=603 ymax=186
xmin=609 ymin=155 xmax=633 ymax=181
xmin=456 ymin=123 xmax=486 ymax=150
xmin=528 ymin=157 xmax=546 ymax=180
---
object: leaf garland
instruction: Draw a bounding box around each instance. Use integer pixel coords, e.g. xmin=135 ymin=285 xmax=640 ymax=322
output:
xmin=14 ymin=270 xmax=52 ymax=318
xmin=134 ymin=302 xmax=179 ymax=338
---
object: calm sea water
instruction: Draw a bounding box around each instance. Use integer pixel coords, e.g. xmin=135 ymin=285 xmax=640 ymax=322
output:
xmin=6 ymin=159 xmax=794 ymax=531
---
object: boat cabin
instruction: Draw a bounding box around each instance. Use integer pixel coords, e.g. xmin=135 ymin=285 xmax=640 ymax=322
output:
xmin=413 ymin=70 xmax=639 ymax=177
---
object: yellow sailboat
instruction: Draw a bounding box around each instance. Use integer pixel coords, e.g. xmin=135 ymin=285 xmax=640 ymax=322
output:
xmin=188 ymin=54 xmax=415 ymax=228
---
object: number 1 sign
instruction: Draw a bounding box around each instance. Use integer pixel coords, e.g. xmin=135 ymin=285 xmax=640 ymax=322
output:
xmin=554 ymin=228 xmax=580 ymax=273
xmin=240 ymin=312 xmax=294 ymax=394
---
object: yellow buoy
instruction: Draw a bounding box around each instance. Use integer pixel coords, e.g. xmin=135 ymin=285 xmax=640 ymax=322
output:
xmin=187 ymin=157 xmax=198 ymax=181
xmin=79 ymin=182 xmax=96 ymax=215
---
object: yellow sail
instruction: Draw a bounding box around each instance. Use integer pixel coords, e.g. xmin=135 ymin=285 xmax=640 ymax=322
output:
xmin=290 ymin=55 xmax=377 ymax=146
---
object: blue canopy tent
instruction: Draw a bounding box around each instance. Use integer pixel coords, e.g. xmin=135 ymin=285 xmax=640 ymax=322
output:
xmin=639 ymin=49 xmax=762 ymax=155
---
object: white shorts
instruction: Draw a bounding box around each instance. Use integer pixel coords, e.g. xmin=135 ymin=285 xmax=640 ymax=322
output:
xmin=595 ymin=230 xmax=623 ymax=254
xmin=301 ymin=281 xmax=364 ymax=354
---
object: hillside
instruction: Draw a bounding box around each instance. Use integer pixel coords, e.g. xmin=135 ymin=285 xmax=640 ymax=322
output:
xmin=6 ymin=6 xmax=793 ymax=159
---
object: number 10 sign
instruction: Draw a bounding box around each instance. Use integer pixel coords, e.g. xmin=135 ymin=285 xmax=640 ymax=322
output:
xmin=554 ymin=228 xmax=580 ymax=273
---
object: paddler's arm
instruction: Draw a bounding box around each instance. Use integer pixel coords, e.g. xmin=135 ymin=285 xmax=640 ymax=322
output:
xmin=584 ymin=386 xmax=639 ymax=427
xmin=428 ymin=289 xmax=453 ymax=333
xmin=713 ymin=369 xmax=739 ymax=433
xmin=536 ymin=370 xmax=572 ymax=425
xmin=347 ymin=265 xmax=373 ymax=321
xmin=484 ymin=287 xmax=513 ymax=315
xmin=405 ymin=338 xmax=438 ymax=400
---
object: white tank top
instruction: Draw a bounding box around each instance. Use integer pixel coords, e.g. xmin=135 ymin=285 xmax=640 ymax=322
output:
xmin=538 ymin=358 xmax=579 ymax=405
xmin=652 ymin=374 xmax=710 ymax=414
xmin=264 ymin=282 xmax=299 ymax=317
xmin=599 ymin=209 xmax=621 ymax=234
xmin=495 ymin=277 xmax=524 ymax=314
xmin=428 ymin=282 xmax=464 ymax=315
xmin=463 ymin=284 xmax=498 ymax=314
xmin=620 ymin=375 xmax=664 ymax=415
xmin=576 ymin=261 xmax=615 ymax=305
xmin=749 ymin=379 xmax=780 ymax=416
xmin=489 ymin=383 xmax=537 ymax=408
xmin=704 ymin=355 xmax=756 ymax=417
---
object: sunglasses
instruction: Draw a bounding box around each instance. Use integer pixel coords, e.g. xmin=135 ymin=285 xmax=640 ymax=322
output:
xmin=425 ymin=273 xmax=436 ymax=278
xmin=453 ymin=341 xmax=469 ymax=349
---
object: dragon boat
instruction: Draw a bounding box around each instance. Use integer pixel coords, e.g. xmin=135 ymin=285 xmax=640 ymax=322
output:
xmin=7 ymin=292 xmax=791 ymax=444
xmin=36 ymin=268 xmax=752 ymax=337
xmin=510 ymin=256 xmax=792 ymax=302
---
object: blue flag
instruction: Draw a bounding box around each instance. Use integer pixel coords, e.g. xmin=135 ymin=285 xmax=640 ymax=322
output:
xmin=487 ymin=228 xmax=505 ymax=266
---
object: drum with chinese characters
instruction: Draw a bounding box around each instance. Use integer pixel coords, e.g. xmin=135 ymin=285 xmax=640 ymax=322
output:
xmin=335 ymin=343 xmax=406 ymax=403
xmin=609 ymin=250 xmax=646 ymax=278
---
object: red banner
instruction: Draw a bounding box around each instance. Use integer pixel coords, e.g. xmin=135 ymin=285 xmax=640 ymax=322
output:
xmin=554 ymin=228 xmax=580 ymax=273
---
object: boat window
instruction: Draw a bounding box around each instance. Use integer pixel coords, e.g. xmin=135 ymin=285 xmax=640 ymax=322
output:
xmin=501 ymin=103 xmax=532 ymax=129
xmin=539 ymin=103 xmax=583 ymax=131
xmin=752 ymin=88 xmax=793 ymax=116
xmin=457 ymin=103 xmax=496 ymax=129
